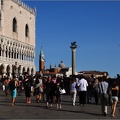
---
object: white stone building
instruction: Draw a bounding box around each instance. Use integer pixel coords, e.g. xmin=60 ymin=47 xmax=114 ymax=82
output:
xmin=0 ymin=0 xmax=36 ymax=78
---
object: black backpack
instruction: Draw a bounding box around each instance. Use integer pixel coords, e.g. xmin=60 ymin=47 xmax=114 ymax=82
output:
xmin=9 ymin=80 xmax=16 ymax=90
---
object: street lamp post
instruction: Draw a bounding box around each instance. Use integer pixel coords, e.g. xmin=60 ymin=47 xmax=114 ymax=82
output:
xmin=70 ymin=42 xmax=78 ymax=76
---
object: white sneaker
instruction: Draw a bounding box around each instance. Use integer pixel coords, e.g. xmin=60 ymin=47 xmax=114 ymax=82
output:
xmin=73 ymin=103 xmax=75 ymax=106
xmin=59 ymin=103 xmax=62 ymax=109
xmin=46 ymin=102 xmax=49 ymax=108
xmin=59 ymin=105 xmax=62 ymax=109
xmin=50 ymin=104 xmax=52 ymax=107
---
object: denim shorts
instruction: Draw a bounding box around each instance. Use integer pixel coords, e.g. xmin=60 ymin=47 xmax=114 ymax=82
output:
xmin=11 ymin=89 xmax=17 ymax=98
xmin=111 ymin=96 xmax=118 ymax=103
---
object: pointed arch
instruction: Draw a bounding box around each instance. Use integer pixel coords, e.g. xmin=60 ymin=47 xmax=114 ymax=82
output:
xmin=31 ymin=68 xmax=34 ymax=75
xmin=13 ymin=17 xmax=17 ymax=32
xmin=0 ymin=64 xmax=4 ymax=76
xmin=1 ymin=64 xmax=5 ymax=74
xmin=22 ymin=67 xmax=25 ymax=75
xmin=6 ymin=65 xmax=10 ymax=77
xmin=27 ymin=67 xmax=30 ymax=74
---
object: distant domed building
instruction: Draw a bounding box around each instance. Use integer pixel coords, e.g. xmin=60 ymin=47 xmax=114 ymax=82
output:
xmin=58 ymin=61 xmax=65 ymax=68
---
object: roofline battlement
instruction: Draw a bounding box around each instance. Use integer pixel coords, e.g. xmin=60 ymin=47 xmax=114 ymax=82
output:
xmin=12 ymin=0 xmax=36 ymax=15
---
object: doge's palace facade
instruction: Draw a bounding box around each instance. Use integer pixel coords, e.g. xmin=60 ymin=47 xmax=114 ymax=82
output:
xmin=0 ymin=0 xmax=36 ymax=78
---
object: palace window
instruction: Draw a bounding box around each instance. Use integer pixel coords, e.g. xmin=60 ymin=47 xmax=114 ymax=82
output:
xmin=0 ymin=47 xmax=1 ymax=56
xmin=0 ymin=13 xmax=1 ymax=27
xmin=25 ymin=24 xmax=29 ymax=37
xmin=13 ymin=18 xmax=17 ymax=32
xmin=1 ymin=0 xmax=3 ymax=5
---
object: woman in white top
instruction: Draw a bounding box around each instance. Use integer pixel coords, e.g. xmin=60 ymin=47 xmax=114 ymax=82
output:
xmin=70 ymin=77 xmax=77 ymax=106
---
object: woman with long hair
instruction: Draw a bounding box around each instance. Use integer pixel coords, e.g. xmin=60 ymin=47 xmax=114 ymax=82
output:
xmin=110 ymin=80 xmax=119 ymax=117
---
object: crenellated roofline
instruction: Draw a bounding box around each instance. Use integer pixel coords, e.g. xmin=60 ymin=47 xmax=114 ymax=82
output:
xmin=12 ymin=0 xmax=36 ymax=15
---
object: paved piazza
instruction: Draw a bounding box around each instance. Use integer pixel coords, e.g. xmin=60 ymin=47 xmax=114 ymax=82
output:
xmin=0 ymin=89 xmax=120 ymax=119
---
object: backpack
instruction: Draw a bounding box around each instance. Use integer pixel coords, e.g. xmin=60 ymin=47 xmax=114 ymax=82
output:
xmin=9 ymin=80 xmax=16 ymax=90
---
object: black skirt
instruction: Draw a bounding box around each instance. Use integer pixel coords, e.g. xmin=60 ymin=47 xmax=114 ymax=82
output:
xmin=25 ymin=87 xmax=31 ymax=97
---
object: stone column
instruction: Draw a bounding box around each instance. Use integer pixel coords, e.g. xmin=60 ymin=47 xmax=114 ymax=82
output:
xmin=29 ymin=68 xmax=31 ymax=75
xmin=14 ymin=62 xmax=18 ymax=77
xmin=70 ymin=42 xmax=77 ymax=76
xmin=33 ymin=66 xmax=36 ymax=76
xmin=9 ymin=72 xmax=12 ymax=79
xmin=9 ymin=65 xmax=12 ymax=78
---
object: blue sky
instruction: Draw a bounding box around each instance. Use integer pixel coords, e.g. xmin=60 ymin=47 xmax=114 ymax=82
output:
xmin=23 ymin=0 xmax=120 ymax=78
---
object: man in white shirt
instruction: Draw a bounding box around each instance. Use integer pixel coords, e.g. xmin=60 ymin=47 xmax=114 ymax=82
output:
xmin=77 ymin=75 xmax=88 ymax=106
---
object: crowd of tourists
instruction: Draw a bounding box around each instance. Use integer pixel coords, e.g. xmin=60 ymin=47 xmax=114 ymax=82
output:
xmin=1 ymin=73 xmax=120 ymax=118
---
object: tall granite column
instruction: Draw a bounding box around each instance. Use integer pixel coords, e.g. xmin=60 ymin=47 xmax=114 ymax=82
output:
xmin=70 ymin=42 xmax=77 ymax=76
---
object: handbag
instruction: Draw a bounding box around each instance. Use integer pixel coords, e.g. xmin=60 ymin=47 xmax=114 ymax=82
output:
xmin=59 ymin=88 xmax=66 ymax=94
xmin=102 ymin=93 xmax=109 ymax=99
